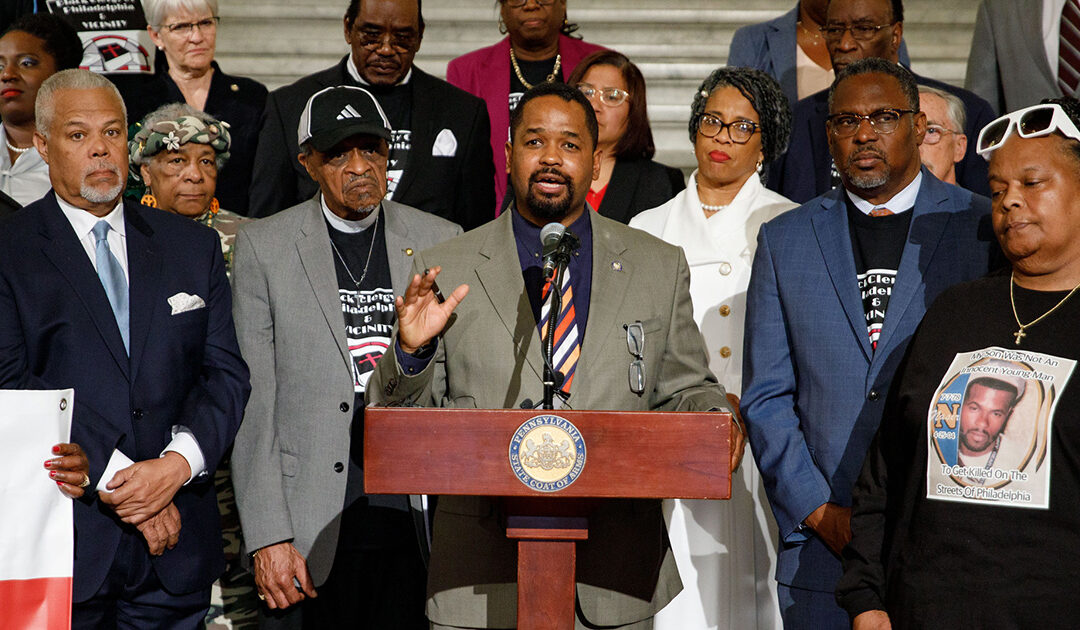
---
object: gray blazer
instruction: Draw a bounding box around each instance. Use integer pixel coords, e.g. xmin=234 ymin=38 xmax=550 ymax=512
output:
xmin=368 ymin=210 xmax=730 ymax=628
xmin=229 ymin=196 xmax=461 ymax=585
xmin=965 ymin=0 xmax=1062 ymax=115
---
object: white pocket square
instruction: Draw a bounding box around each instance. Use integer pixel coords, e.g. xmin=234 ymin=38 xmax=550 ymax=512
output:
xmin=168 ymin=292 xmax=206 ymax=315
xmin=432 ymin=128 xmax=458 ymax=157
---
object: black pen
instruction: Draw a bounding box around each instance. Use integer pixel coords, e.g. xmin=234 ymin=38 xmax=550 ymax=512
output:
xmin=424 ymin=268 xmax=446 ymax=303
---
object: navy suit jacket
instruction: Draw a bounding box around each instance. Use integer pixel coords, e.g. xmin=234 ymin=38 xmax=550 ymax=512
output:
xmin=768 ymin=73 xmax=996 ymax=203
xmin=0 ymin=193 xmax=250 ymax=600
xmin=727 ymin=4 xmax=910 ymax=107
xmin=740 ymin=171 xmax=999 ymax=593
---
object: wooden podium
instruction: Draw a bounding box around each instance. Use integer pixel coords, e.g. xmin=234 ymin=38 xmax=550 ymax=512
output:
xmin=364 ymin=407 xmax=732 ymax=630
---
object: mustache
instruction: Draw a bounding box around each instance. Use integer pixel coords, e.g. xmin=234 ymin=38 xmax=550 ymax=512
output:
xmin=845 ymin=147 xmax=887 ymax=167
xmin=529 ymin=167 xmax=570 ymax=185
xmin=82 ymin=159 xmax=121 ymax=178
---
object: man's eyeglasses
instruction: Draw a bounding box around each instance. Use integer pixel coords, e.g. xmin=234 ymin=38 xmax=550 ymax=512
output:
xmin=161 ymin=17 xmax=219 ymax=36
xmin=624 ymin=321 xmax=645 ymax=396
xmin=698 ymin=114 xmax=760 ymax=144
xmin=502 ymin=0 xmax=557 ymax=7
xmin=976 ymin=103 xmax=1080 ymax=157
xmin=355 ymin=29 xmax=420 ymax=52
xmin=923 ymin=124 xmax=960 ymax=145
xmin=820 ymin=22 xmax=894 ymax=42
xmin=577 ymin=83 xmax=630 ymax=107
xmin=827 ymin=109 xmax=915 ymax=137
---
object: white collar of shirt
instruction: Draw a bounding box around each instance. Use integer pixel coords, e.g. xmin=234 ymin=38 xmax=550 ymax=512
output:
xmin=346 ymin=52 xmax=413 ymax=86
xmin=1044 ymin=0 xmax=1068 ymax=80
xmin=57 ymin=195 xmax=129 ymax=280
xmin=321 ymin=193 xmax=381 ymax=233
xmin=846 ymin=171 xmax=922 ymax=216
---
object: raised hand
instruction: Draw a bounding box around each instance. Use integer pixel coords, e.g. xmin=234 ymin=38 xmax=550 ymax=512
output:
xmin=395 ymin=266 xmax=469 ymax=354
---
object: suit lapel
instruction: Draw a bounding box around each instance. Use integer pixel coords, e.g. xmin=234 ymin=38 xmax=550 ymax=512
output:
xmin=873 ymin=174 xmax=949 ymax=358
xmin=1019 ymin=0 xmax=1058 ymax=89
xmin=769 ymin=8 xmax=798 ymax=98
xmin=810 ymin=193 xmax=873 ymax=361
xmin=574 ymin=214 xmax=631 ymax=403
xmin=125 ymin=204 xmax=161 ymax=383
xmin=475 ymin=213 xmax=545 ymax=382
xmin=392 ymin=70 xmax=432 ymax=203
xmin=382 ymin=200 xmax=415 ymax=295
xmin=295 ymin=198 xmax=352 ymax=371
xmin=39 ymin=195 xmax=130 ymax=379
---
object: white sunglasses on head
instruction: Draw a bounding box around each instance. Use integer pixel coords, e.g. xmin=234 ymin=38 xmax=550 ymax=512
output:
xmin=976 ymin=103 xmax=1080 ymax=159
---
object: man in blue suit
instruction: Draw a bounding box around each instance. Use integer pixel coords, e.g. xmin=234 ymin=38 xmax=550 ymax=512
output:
xmin=741 ymin=58 xmax=999 ymax=629
xmin=766 ymin=0 xmax=996 ymax=202
xmin=0 ymin=69 xmax=250 ymax=628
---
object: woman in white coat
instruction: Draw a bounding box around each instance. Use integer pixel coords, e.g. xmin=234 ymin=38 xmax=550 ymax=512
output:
xmin=631 ymin=67 xmax=796 ymax=630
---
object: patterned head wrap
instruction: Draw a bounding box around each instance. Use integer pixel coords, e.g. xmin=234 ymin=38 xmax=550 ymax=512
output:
xmin=129 ymin=114 xmax=232 ymax=167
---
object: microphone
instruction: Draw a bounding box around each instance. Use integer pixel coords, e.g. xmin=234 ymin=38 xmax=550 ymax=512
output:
xmin=540 ymin=222 xmax=566 ymax=279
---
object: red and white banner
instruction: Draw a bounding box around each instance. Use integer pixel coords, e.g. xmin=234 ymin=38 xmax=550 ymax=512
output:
xmin=0 ymin=390 xmax=74 ymax=630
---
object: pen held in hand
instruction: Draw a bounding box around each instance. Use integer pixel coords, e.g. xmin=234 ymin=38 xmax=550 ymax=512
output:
xmin=423 ymin=268 xmax=446 ymax=304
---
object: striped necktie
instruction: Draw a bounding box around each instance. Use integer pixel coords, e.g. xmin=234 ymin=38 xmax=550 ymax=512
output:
xmin=869 ymin=206 xmax=894 ymax=217
xmin=538 ymin=266 xmax=580 ymax=395
xmin=1060 ymin=0 xmax=1080 ymax=95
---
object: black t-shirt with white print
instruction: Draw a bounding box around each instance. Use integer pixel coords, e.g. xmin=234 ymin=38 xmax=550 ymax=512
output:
xmin=847 ymin=200 xmax=912 ymax=351
xmin=326 ymin=213 xmax=407 ymax=513
xmin=365 ymin=81 xmax=413 ymax=199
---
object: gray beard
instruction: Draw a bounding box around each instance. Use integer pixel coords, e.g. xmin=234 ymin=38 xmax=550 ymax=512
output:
xmin=846 ymin=170 xmax=890 ymax=190
xmin=81 ymin=181 xmax=124 ymax=204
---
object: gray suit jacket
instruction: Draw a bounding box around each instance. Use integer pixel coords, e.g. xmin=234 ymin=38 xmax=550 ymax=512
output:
xmin=230 ymin=197 xmax=461 ymax=585
xmin=966 ymin=0 xmax=1062 ymax=115
xmin=367 ymin=210 xmax=730 ymax=628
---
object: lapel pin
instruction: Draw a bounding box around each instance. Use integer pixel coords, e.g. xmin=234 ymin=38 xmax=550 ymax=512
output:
xmin=404 ymin=248 xmax=414 ymax=256
xmin=230 ymin=83 xmax=239 ymax=92
xmin=611 ymin=261 xmax=623 ymax=272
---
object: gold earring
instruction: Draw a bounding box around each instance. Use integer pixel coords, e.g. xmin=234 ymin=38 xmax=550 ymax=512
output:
xmin=141 ymin=191 xmax=158 ymax=208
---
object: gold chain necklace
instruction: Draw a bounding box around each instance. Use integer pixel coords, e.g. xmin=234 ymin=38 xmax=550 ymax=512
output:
xmin=510 ymin=46 xmax=561 ymax=90
xmin=1009 ymin=270 xmax=1080 ymax=345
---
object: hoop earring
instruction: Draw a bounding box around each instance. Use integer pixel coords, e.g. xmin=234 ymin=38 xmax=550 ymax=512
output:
xmin=499 ymin=17 xmax=508 ymax=34
xmin=141 ymin=191 xmax=158 ymax=208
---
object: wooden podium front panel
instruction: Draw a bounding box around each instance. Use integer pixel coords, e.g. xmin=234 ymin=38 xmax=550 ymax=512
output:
xmin=364 ymin=407 xmax=730 ymax=500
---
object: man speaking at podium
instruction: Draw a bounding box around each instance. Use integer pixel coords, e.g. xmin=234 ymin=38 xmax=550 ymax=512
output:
xmin=368 ymin=82 xmax=744 ymax=630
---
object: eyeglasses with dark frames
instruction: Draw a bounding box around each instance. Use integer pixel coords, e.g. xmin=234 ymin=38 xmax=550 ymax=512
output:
xmin=698 ymin=114 xmax=760 ymax=144
xmin=819 ymin=22 xmax=894 ymax=42
xmin=161 ymin=17 xmax=219 ymax=36
xmin=355 ymin=28 xmax=420 ymax=52
xmin=577 ymin=83 xmax=630 ymax=107
xmin=502 ymin=0 xmax=557 ymax=7
xmin=624 ymin=321 xmax=645 ymax=395
xmin=827 ymin=108 xmax=915 ymax=137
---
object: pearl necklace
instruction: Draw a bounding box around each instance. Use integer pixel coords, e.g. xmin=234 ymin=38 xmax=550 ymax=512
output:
xmin=5 ymin=137 xmax=31 ymax=154
xmin=700 ymin=202 xmax=729 ymax=213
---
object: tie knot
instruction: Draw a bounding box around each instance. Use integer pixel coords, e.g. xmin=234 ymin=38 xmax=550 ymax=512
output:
xmin=869 ymin=207 xmax=894 ymax=217
xmin=92 ymin=220 xmax=111 ymax=243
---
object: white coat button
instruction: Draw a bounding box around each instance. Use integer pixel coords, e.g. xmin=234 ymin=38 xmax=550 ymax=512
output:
xmin=719 ymin=262 xmax=732 ymax=275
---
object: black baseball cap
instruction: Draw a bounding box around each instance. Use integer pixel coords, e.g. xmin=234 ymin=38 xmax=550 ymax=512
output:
xmin=297 ymin=85 xmax=393 ymax=151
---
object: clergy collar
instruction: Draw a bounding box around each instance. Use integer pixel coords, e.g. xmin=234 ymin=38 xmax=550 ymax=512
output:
xmin=321 ymin=193 xmax=381 ymax=233
xmin=346 ymin=52 xmax=413 ymax=86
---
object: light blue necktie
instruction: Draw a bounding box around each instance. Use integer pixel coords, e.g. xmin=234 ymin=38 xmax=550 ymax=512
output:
xmin=92 ymin=220 xmax=129 ymax=353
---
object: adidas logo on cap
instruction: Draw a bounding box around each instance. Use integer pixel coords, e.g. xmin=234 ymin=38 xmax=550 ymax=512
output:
xmin=337 ymin=104 xmax=363 ymax=121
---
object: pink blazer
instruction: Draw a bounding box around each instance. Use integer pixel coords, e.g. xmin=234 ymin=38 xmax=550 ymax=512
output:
xmin=447 ymin=35 xmax=607 ymax=214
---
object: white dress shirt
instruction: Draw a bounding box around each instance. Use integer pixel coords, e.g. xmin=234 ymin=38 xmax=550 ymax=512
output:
xmin=846 ymin=171 xmax=923 ymax=216
xmin=56 ymin=195 xmax=205 ymax=491
xmin=0 ymin=126 xmax=51 ymax=206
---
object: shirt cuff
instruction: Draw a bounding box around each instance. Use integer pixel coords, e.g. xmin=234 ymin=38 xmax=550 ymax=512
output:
xmin=395 ymin=338 xmax=437 ymax=375
xmin=162 ymin=426 xmax=206 ymax=484
xmin=96 ymin=449 xmax=135 ymax=493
